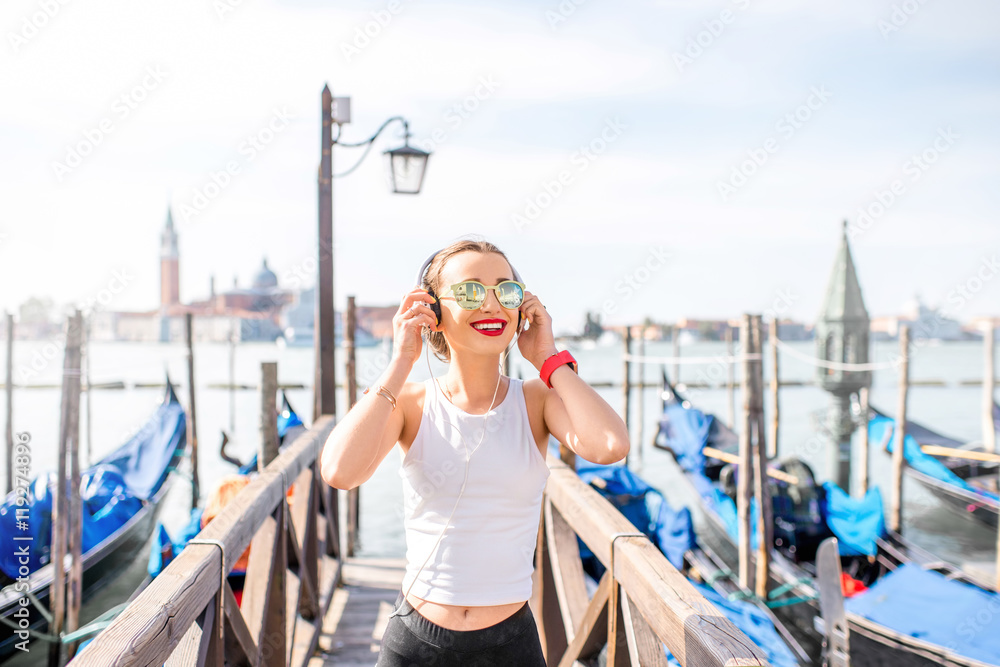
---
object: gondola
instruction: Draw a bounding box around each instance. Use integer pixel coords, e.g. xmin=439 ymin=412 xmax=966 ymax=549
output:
xmin=147 ymin=390 xmax=306 ymax=593
xmin=0 ymin=380 xmax=186 ymax=658
xmin=869 ymin=403 xmax=1000 ymax=528
xmin=653 ymin=374 xmax=1000 ymax=666
xmin=557 ymin=446 xmax=809 ymax=666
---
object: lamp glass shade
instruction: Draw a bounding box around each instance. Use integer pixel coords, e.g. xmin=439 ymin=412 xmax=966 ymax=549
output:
xmin=383 ymin=143 xmax=430 ymax=194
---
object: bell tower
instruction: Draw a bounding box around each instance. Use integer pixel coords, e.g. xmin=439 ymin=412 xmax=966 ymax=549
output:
xmin=160 ymin=206 xmax=180 ymax=308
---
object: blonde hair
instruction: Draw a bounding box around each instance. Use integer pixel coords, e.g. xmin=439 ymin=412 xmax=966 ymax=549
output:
xmin=420 ymin=239 xmax=515 ymax=363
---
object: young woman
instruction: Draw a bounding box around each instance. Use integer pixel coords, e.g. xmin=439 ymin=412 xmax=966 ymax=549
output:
xmin=321 ymin=239 xmax=630 ymax=665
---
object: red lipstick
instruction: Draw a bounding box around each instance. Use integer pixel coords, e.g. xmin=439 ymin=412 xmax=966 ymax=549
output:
xmin=470 ymin=318 xmax=507 ymax=337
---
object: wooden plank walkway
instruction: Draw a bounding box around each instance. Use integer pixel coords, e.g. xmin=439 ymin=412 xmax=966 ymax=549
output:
xmin=309 ymin=557 xmax=406 ymax=666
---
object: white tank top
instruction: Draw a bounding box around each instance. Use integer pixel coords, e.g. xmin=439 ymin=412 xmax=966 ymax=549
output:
xmin=399 ymin=377 xmax=551 ymax=605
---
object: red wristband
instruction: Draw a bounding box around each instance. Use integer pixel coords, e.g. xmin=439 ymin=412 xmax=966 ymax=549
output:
xmin=540 ymin=350 xmax=578 ymax=388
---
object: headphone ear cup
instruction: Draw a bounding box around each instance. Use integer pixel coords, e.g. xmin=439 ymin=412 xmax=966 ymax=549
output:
xmin=428 ymin=289 xmax=442 ymax=326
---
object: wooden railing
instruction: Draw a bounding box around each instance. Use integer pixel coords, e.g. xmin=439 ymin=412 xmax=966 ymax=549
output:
xmin=74 ymin=417 xmax=339 ymax=666
xmin=535 ymin=456 xmax=769 ymax=667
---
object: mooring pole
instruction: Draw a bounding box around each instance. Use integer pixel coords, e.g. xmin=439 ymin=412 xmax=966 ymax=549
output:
xmin=889 ymin=326 xmax=910 ymax=534
xmin=635 ymin=325 xmax=646 ymax=470
xmin=726 ymin=325 xmax=735 ymax=429
xmin=622 ymin=326 xmax=633 ymax=447
xmin=737 ymin=314 xmax=755 ymax=591
xmin=346 ymin=297 xmax=360 ymax=556
xmin=985 ymin=321 xmax=996 ymax=454
xmin=186 ymin=313 xmax=200 ymax=511
xmin=49 ymin=312 xmax=82 ymax=666
xmin=259 ymin=362 xmax=279 ymax=471
xmin=858 ymin=386 xmax=870 ymax=494
xmin=768 ymin=317 xmax=779 ymax=460
xmin=66 ymin=312 xmax=83 ymax=659
xmin=751 ymin=315 xmax=772 ymax=600
xmin=4 ymin=311 xmax=13 ymax=496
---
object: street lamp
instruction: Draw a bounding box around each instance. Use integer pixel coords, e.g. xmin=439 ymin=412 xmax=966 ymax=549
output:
xmin=314 ymin=84 xmax=431 ymax=420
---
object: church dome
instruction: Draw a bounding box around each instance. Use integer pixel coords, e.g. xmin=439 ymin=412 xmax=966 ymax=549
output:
xmin=253 ymin=258 xmax=278 ymax=289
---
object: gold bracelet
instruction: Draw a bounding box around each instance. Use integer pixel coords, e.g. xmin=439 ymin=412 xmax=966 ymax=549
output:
xmin=364 ymin=384 xmax=397 ymax=411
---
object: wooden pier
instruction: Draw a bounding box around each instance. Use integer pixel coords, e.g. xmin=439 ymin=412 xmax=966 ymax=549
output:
xmin=75 ymin=408 xmax=770 ymax=666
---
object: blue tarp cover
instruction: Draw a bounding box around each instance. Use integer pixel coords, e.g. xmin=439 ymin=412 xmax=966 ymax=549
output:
xmin=846 ymin=564 xmax=1000 ymax=665
xmin=0 ymin=466 xmax=143 ymax=578
xmin=100 ymin=399 xmax=186 ymax=500
xmin=873 ymin=416 xmax=999 ymax=500
xmin=821 ymin=482 xmax=885 ymax=556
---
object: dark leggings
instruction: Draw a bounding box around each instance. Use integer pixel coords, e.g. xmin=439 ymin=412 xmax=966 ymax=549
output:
xmin=376 ymin=592 xmax=547 ymax=666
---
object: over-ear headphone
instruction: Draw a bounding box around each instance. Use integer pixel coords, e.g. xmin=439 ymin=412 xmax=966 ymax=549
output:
xmin=415 ymin=249 xmax=524 ymax=332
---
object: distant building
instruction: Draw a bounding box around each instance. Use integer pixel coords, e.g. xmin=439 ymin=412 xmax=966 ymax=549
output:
xmin=871 ymin=295 xmax=963 ymax=341
xmin=91 ymin=205 xmax=296 ymax=342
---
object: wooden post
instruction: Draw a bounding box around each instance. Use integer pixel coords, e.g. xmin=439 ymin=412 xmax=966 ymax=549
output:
xmin=985 ymin=321 xmax=996 ymax=453
xmin=858 ymin=387 xmax=870 ymax=494
xmin=83 ymin=317 xmax=92 ymax=467
xmin=49 ymin=312 xmax=82 ymax=666
xmin=672 ymin=324 xmax=680 ymax=384
xmin=4 ymin=311 xmax=13 ymax=495
xmin=726 ymin=325 xmax=735 ymax=429
xmin=345 ymin=297 xmax=359 ymax=557
xmin=623 ymin=326 xmax=632 ymax=442
xmin=229 ymin=319 xmax=236 ymax=434
xmin=315 ymin=84 xmax=337 ymax=421
xmin=768 ymin=317 xmax=779 ymax=460
xmin=66 ymin=312 xmax=83 ymax=658
xmin=635 ymin=325 xmax=646 ymax=470
xmin=186 ymin=313 xmax=200 ymax=511
xmin=889 ymin=326 xmax=909 ymax=534
xmin=751 ymin=315 xmax=772 ymax=600
xmin=258 ymin=362 xmax=279 ymax=471
xmin=737 ymin=314 xmax=754 ymax=591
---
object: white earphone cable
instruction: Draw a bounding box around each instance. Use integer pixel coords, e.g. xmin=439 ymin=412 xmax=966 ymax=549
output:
xmin=389 ymin=324 xmax=520 ymax=618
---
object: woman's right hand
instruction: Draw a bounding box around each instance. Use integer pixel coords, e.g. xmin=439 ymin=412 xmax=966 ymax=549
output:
xmin=392 ymin=289 xmax=438 ymax=367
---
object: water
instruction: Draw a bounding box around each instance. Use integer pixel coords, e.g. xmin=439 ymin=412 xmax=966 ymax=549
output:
xmin=0 ymin=336 xmax=996 ymax=646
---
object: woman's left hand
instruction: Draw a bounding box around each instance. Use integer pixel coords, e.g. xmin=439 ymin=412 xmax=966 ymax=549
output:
xmin=517 ymin=291 xmax=559 ymax=371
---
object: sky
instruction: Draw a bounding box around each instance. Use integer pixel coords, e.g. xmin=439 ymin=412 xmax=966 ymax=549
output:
xmin=1 ymin=0 xmax=998 ymax=334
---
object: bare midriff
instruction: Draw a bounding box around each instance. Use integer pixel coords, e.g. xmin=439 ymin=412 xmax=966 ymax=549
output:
xmin=404 ymin=593 xmax=525 ymax=631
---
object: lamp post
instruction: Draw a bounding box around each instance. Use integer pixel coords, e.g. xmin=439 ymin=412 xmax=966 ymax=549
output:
xmin=314 ymin=84 xmax=431 ymax=421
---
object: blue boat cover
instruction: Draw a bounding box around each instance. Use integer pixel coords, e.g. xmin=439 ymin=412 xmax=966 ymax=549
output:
xmin=656 ymin=401 xmax=712 ymax=473
xmin=821 ymin=482 xmax=885 ymax=556
xmin=873 ymin=416 xmax=999 ymax=500
xmin=0 ymin=466 xmax=143 ymax=578
xmin=558 ymin=446 xmax=799 ymax=667
xmin=845 ymin=564 xmax=1000 ymax=665
xmin=100 ymin=398 xmax=186 ymax=500
xmin=576 ymin=462 xmax=690 ymax=568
